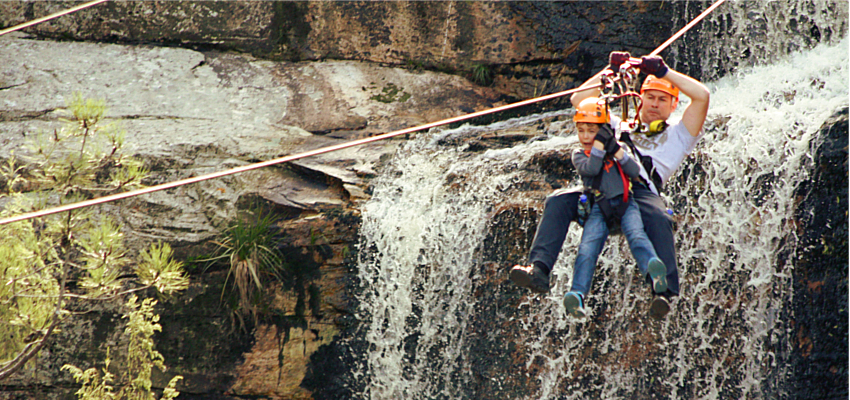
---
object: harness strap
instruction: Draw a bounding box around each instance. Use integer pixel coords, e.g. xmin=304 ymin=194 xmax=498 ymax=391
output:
xmin=590 ymin=156 xmax=630 ymax=202
xmin=615 ymin=160 xmax=630 ymax=203
xmin=588 ymin=155 xmax=632 ymax=226
xmin=619 ymin=130 xmax=664 ymax=193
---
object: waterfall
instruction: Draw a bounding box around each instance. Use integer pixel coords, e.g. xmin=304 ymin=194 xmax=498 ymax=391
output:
xmin=350 ymin=3 xmax=847 ymax=399
xmin=351 ymin=113 xmax=576 ymax=399
xmin=671 ymin=0 xmax=847 ymax=81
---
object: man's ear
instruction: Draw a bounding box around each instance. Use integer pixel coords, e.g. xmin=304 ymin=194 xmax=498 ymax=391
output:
xmin=671 ymin=98 xmax=679 ymax=111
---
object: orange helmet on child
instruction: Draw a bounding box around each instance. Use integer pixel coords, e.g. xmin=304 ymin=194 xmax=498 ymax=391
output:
xmin=641 ymin=76 xmax=680 ymax=99
xmin=573 ymin=97 xmax=608 ymax=124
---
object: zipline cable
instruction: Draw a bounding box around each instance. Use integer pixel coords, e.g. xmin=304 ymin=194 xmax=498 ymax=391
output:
xmin=0 ymin=0 xmax=110 ymax=37
xmin=650 ymin=0 xmax=727 ymax=57
xmin=0 ymin=83 xmax=602 ymax=226
xmin=572 ymin=0 xmax=726 ymax=101
xmin=0 ymin=0 xmax=726 ymax=226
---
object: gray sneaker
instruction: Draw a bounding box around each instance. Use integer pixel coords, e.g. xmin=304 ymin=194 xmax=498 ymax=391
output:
xmin=647 ymin=257 xmax=668 ymax=294
xmin=563 ymin=291 xmax=587 ymax=318
xmin=509 ymin=263 xmax=550 ymax=293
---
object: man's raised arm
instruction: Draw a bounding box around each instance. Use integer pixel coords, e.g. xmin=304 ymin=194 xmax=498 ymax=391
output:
xmin=659 ymin=68 xmax=710 ymax=137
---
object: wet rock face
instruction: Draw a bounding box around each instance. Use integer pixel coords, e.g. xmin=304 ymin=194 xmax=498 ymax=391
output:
xmin=0 ymin=1 xmax=683 ymax=98
xmin=788 ymin=107 xmax=848 ymax=399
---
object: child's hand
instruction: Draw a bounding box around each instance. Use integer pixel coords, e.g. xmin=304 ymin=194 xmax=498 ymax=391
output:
xmin=594 ymin=124 xmax=614 ymax=146
xmin=593 ymin=140 xmax=606 ymax=151
xmin=605 ymin=139 xmax=621 ymax=156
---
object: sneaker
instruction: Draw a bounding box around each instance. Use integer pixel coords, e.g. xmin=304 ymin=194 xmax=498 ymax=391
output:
xmin=563 ymin=291 xmax=587 ymax=318
xmin=509 ymin=263 xmax=550 ymax=293
xmin=647 ymin=257 xmax=668 ymax=294
xmin=649 ymin=295 xmax=670 ymax=320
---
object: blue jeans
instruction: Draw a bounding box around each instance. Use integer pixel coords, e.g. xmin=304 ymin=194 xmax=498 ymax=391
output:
xmin=527 ymin=183 xmax=680 ymax=295
xmin=570 ymin=197 xmax=660 ymax=295
xmin=631 ymin=184 xmax=679 ymax=295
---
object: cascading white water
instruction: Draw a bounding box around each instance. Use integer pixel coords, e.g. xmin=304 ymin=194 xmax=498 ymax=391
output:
xmin=671 ymin=0 xmax=848 ymax=82
xmin=352 ymin=112 xmax=577 ymax=399
xmin=351 ymin=2 xmax=847 ymax=398
xmin=663 ymin=36 xmax=848 ymax=398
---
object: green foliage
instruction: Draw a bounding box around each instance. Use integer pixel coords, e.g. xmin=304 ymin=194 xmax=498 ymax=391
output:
xmin=122 ymin=296 xmax=182 ymax=400
xmin=62 ymin=296 xmax=183 ymax=400
xmin=0 ymin=94 xmax=188 ymax=380
xmin=62 ymin=352 xmax=117 ymax=400
xmin=205 ymin=205 xmax=288 ymax=328
xmin=136 ymin=242 xmax=190 ymax=295
xmin=369 ymin=82 xmax=411 ymax=103
xmin=24 ymin=93 xmax=148 ymax=197
xmin=470 ymin=63 xmax=493 ymax=86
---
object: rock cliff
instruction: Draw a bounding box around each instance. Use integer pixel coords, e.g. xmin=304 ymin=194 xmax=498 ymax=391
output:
xmin=0 ymin=1 xmax=683 ymax=99
xmin=0 ymin=32 xmax=503 ymax=399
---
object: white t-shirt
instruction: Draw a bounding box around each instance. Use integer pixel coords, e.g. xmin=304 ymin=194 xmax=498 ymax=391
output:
xmin=610 ymin=115 xmax=703 ymax=194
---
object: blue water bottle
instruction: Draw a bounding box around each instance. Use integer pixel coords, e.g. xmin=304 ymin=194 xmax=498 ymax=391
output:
xmin=577 ymin=194 xmax=590 ymax=226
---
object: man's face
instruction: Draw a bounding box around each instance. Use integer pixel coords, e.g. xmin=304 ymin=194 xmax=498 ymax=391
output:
xmin=640 ymin=89 xmax=678 ymax=122
xmin=576 ymin=122 xmax=600 ymax=146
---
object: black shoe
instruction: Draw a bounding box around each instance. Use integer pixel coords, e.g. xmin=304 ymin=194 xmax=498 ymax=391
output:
xmin=509 ymin=263 xmax=550 ymax=293
xmin=649 ymin=295 xmax=670 ymax=320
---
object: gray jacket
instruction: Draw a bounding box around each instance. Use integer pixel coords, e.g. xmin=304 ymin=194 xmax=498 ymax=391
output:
xmin=571 ymin=146 xmax=641 ymax=200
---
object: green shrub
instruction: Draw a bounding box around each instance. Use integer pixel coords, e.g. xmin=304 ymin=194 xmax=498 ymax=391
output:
xmin=62 ymin=295 xmax=183 ymax=400
xmin=0 ymin=93 xmax=188 ymax=380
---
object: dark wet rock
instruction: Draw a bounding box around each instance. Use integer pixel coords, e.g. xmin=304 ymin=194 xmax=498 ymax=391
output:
xmin=788 ymin=107 xmax=848 ymax=399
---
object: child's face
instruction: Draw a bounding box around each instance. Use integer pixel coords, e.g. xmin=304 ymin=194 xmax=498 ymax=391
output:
xmin=576 ymin=123 xmax=600 ymax=147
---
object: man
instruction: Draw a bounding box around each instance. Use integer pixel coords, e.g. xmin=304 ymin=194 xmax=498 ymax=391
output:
xmin=509 ymin=52 xmax=710 ymax=320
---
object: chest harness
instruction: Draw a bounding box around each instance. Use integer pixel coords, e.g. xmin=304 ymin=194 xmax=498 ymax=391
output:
xmin=577 ymin=63 xmax=670 ymax=227
xmin=579 ymin=152 xmax=631 ymax=228
xmin=600 ymin=62 xmax=667 ymax=194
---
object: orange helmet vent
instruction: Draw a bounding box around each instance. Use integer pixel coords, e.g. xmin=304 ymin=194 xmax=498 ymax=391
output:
xmin=574 ymin=97 xmax=609 ymax=124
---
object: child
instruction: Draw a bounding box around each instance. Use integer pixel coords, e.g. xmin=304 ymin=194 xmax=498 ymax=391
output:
xmin=565 ymin=97 xmax=667 ymax=318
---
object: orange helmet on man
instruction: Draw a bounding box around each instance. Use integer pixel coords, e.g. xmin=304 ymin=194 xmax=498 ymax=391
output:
xmin=641 ymin=76 xmax=679 ymax=99
xmin=573 ymin=97 xmax=609 ymax=124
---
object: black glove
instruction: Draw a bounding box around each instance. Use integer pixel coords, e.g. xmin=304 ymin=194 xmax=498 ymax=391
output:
xmin=605 ymin=137 xmax=621 ymax=156
xmin=640 ymin=55 xmax=669 ymax=78
xmin=609 ymin=51 xmax=631 ymax=72
xmin=594 ymin=124 xmax=614 ymax=148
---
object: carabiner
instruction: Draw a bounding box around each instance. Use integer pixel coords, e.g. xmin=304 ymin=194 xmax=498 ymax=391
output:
xmin=621 ymin=67 xmax=640 ymax=92
xmin=599 ymin=71 xmax=617 ymax=97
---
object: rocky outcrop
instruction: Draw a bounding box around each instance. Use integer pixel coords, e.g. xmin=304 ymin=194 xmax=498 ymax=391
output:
xmin=0 ymin=34 xmax=503 ymax=399
xmin=0 ymin=33 xmax=503 ymax=250
xmin=0 ymin=1 xmax=684 ymax=99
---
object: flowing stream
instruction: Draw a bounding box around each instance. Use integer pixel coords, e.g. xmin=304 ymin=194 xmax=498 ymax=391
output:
xmin=349 ymin=1 xmax=847 ymax=398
